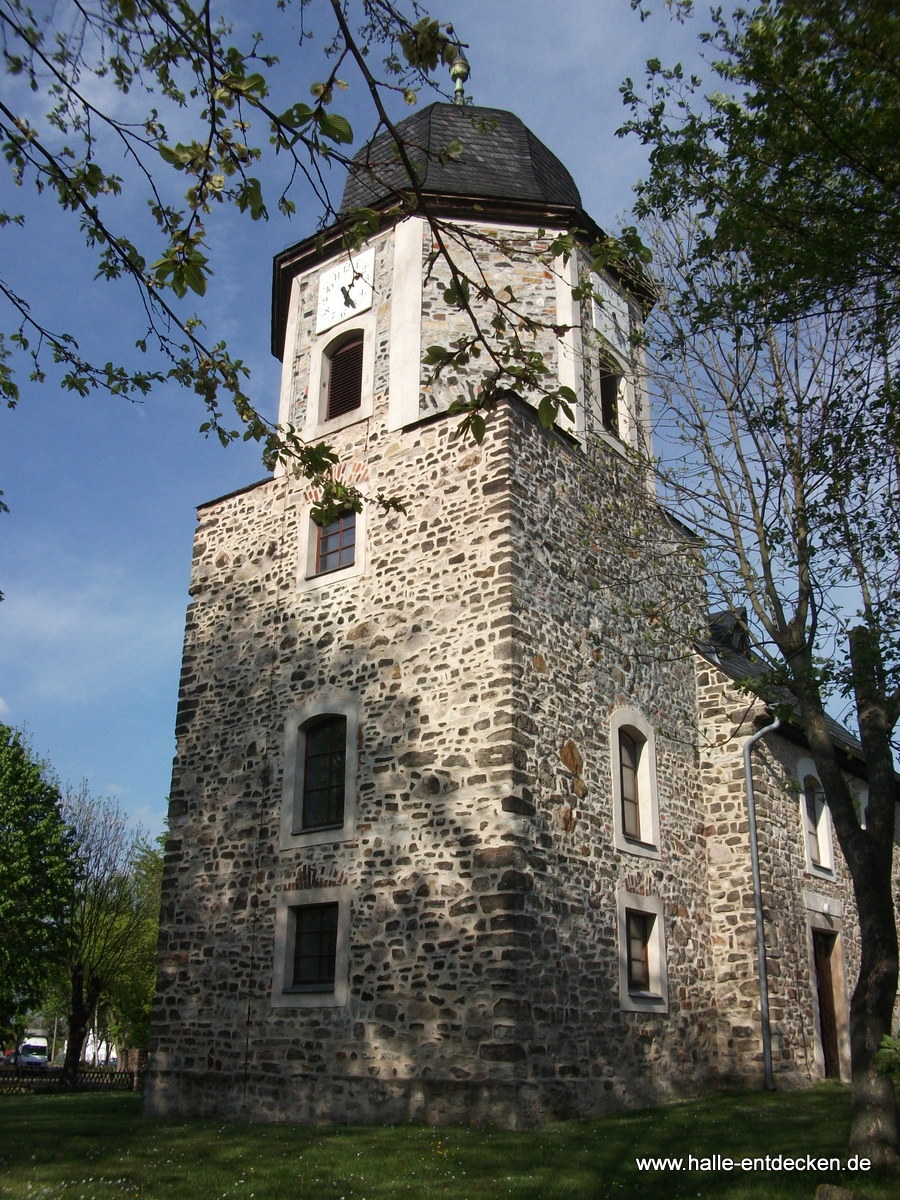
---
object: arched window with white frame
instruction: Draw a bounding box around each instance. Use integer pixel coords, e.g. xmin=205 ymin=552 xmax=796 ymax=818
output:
xmin=611 ymin=708 xmax=660 ymax=858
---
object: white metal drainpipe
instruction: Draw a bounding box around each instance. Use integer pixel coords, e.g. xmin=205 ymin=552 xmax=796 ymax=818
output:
xmin=742 ymin=715 xmax=781 ymax=1091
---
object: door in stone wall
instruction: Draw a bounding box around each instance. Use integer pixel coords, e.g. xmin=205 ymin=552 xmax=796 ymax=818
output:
xmin=812 ymin=930 xmax=841 ymax=1079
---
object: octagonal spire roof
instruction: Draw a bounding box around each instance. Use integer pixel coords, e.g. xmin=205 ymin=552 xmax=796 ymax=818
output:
xmin=340 ymin=102 xmax=582 ymax=215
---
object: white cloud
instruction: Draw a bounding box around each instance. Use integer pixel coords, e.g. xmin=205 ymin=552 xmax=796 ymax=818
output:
xmin=0 ymin=555 xmax=184 ymax=709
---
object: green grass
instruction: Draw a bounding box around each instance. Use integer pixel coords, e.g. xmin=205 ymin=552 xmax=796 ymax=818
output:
xmin=0 ymin=1084 xmax=894 ymax=1199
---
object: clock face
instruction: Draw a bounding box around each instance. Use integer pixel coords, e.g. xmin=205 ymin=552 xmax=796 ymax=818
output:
xmin=316 ymin=247 xmax=375 ymax=334
xmin=591 ymin=272 xmax=630 ymax=357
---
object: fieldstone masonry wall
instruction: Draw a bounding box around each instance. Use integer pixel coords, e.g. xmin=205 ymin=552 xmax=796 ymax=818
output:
xmin=146 ymin=210 xmax=892 ymax=1127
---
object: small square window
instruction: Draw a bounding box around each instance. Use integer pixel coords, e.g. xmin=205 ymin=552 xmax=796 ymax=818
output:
xmin=315 ymin=511 xmax=356 ymax=575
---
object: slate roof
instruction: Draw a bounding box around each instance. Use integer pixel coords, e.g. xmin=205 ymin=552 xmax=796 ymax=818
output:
xmin=697 ymin=614 xmax=866 ymax=768
xmin=340 ymin=102 xmax=582 ymax=214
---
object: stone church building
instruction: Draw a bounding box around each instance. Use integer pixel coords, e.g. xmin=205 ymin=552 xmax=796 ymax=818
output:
xmin=144 ymin=97 xmax=880 ymax=1126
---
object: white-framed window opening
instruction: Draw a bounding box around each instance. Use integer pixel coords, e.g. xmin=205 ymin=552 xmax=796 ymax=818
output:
xmin=611 ymin=708 xmax=660 ymax=858
xmin=271 ymin=884 xmax=351 ymax=1009
xmin=298 ymin=503 xmax=366 ymax=593
xmin=798 ymin=760 xmax=834 ymax=876
xmin=617 ymin=890 xmax=668 ymax=1013
xmin=280 ymin=692 xmax=359 ymax=851
xmin=303 ymin=307 xmax=377 ymax=439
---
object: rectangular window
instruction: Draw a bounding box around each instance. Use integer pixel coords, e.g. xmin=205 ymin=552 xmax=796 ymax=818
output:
xmin=617 ymin=890 xmax=667 ymax=1012
xmin=272 ymin=884 xmax=350 ymax=1007
xmin=302 ymin=716 xmax=346 ymax=830
xmin=291 ymin=902 xmax=339 ymax=990
xmin=315 ymin=511 xmax=356 ymax=575
xmin=626 ymin=910 xmax=653 ymax=993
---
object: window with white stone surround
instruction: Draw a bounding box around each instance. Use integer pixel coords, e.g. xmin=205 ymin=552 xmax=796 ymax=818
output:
xmin=280 ymin=692 xmax=359 ymax=850
xmin=798 ymin=759 xmax=834 ymax=877
xmin=611 ymin=708 xmax=660 ymax=858
xmin=298 ymin=503 xmax=366 ymax=592
xmin=617 ymin=890 xmax=668 ymax=1013
xmin=271 ymin=885 xmax=351 ymax=1008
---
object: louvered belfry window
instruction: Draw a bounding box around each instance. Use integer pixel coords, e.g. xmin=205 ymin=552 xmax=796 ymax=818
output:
xmin=326 ymin=334 xmax=364 ymax=420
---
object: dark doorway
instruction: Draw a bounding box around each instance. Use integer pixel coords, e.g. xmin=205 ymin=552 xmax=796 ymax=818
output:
xmin=813 ymin=930 xmax=841 ymax=1078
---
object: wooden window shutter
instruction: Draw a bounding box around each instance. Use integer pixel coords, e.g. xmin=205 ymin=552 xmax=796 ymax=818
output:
xmin=327 ymin=336 xmax=364 ymax=420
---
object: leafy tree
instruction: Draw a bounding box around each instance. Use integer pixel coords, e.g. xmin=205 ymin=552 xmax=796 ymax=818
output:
xmin=102 ymin=835 xmax=164 ymax=1051
xmin=0 ymin=724 xmax=76 ymax=1036
xmin=0 ymin=1 xmax=464 ymax=518
xmin=623 ymin=0 xmax=899 ymax=1166
xmin=624 ymin=0 xmax=898 ymax=333
xmin=55 ymin=785 xmax=155 ymax=1086
xmin=0 ymin=1 xmax=600 ymax=525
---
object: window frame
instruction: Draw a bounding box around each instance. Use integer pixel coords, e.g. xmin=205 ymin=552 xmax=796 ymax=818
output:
xmin=298 ymin=502 xmax=366 ymax=593
xmin=280 ymin=693 xmax=359 ymax=851
xmin=272 ymin=885 xmax=351 ymax=1008
xmin=304 ymin=309 xmax=376 ymax=439
xmin=611 ymin=708 xmax=660 ymax=858
xmin=617 ymin=890 xmax=668 ymax=1013
xmin=299 ymin=714 xmax=347 ymax=833
xmin=798 ymin=760 xmax=834 ymax=877
xmin=313 ymin=510 xmax=357 ymax=577
xmin=323 ymin=331 xmax=365 ymax=422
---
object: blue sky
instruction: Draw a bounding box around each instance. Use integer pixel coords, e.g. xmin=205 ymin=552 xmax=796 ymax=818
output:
xmin=0 ymin=1 xmax=717 ymax=836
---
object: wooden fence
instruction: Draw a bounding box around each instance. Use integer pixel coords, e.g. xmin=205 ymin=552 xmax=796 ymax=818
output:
xmin=0 ymin=1065 xmax=142 ymax=1095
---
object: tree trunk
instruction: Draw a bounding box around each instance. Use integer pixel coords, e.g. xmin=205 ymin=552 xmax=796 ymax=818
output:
xmin=791 ymin=659 xmax=899 ymax=1168
xmin=61 ymin=963 xmax=103 ymax=1089
xmin=847 ymin=869 xmax=899 ymax=1168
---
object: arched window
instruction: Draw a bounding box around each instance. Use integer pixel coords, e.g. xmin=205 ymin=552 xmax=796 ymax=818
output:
xmin=280 ymin=693 xmax=359 ymax=851
xmin=301 ymin=715 xmax=347 ymax=831
xmin=611 ymin=709 xmax=659 ymax=856
xmin=599 ymin=359 xmax=622 ymax=437
xmin=324 ymin=332 xmax=364 ymax=420
xmin=619 ymin=728 xmax=642 ymax=840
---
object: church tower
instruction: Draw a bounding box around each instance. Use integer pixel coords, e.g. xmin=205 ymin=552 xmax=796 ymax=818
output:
xmin=145 ymin=90 xmax=717 ymax=1126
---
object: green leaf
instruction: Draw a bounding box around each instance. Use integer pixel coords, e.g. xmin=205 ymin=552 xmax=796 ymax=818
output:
xmin=317 ymin=111 xmax=353 ymax=145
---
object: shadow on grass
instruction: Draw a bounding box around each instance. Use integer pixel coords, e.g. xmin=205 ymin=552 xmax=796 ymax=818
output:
xmin=0 ymin=1084 xmax=895 ymax=1199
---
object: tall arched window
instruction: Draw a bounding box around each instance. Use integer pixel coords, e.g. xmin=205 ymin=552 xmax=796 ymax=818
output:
xmin=611 ymin=709 xmax=659 ymax=856
xmin=619 ymin=728 xmax=642 ymax=841
xmin=301 ymin=715 xmax=347 ymax=831
xmin=325 ymin=332 xmax=364 ymax=420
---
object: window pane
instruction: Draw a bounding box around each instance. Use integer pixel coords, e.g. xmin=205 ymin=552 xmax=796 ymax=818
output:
xmin=302 ymin=716 xmax=346 ymax=829
xmin=292 ymin=903 xmax=339 ymax=987
xmin=620 ymin=730 xmax=641 ymax=840
xmin=626 ymin=910 xmax=652 ymax=992
xmin=315 ymin=512 xmax=356 ymax=575
xmin=804 ymin=777 xmax=823 ymax=866
xmin=599 ymin=367 xmax=620 ymax=435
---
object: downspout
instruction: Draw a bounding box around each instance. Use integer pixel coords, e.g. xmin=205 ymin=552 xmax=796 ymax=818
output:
xmin=743 ymin=715 xmax=781 ymax=1091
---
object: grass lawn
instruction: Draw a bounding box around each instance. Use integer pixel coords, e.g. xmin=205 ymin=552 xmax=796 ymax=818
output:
xmin=0 ymin=1083 xmax=895 ymax=1199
